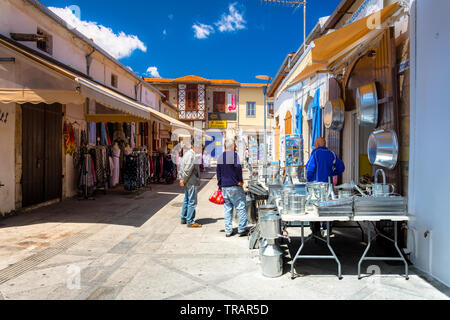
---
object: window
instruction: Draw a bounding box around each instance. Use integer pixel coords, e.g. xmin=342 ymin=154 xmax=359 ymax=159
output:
xmin=36 ymin=28 xmax=52 ymax=55
xmin=246 ymin=102 xmax=256 ymax=117
xmin=213 ymin=91 xmax=226 ymax=113
xmin=267 ymin=102 xmax=274 ymax=117
xmin=186 ymin=85 xmax=198 ymax=111
xmin=111 ymin=74 xmax=118 ymax=88
xmin=161 ymin=90 xmax=169 ymax=102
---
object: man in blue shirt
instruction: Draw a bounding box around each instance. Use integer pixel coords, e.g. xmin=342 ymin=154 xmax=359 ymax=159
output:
xmin=306 ymin=137 xmax=345 ymax=236
xmin=217 ymin=138 xmax=248 ymax=238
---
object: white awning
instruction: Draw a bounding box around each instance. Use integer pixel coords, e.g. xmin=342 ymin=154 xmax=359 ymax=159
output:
xmin=76 ymin=77 xmax=152 ymax=120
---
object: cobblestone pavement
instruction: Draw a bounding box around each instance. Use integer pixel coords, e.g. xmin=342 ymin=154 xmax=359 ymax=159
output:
xmin=0 ymin=169 xmax=448 ymax=300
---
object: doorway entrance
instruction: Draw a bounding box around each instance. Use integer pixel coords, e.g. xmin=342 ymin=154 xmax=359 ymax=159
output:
xmin=21 ymin=103 xmax=62 ymax=207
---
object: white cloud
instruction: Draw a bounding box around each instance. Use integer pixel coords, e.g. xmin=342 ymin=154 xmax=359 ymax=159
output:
xmin=192 ymin=23 xmax=215 ymax=39
xmin=146 ymin=66 xmax=161 ymax=78
xmin=49 ymin=6 xmax=147 ymax=60
xmin=215 ymin=3 xmax=246 ymax=32
xmin=162 ymin=29 xmax=167 ymax=36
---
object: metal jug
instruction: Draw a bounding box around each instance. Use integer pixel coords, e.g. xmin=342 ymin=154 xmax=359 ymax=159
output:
xmin=261 ymin=244 xmax=284 ymax=278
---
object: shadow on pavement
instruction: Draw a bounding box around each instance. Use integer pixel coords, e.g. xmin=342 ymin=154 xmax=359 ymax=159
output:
xmin=0 ymin=168 xmax=217 ymax=230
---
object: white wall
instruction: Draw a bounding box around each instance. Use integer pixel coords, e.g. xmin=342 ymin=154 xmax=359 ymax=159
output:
xmin=409 ymin=0 xmax=450 ymax=286
xmin=0 ymin=103 xmax=16 ymax=215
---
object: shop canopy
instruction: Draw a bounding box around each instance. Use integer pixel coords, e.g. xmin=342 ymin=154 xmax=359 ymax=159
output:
xmin=0 ymin=36 xmax=84 ymax=105
xmin=281 ymin=2 xmax=403 ymax=93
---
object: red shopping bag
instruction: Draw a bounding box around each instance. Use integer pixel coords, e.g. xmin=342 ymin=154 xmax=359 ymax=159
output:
xmin=209 ymin=190 xmax=225 ymax=205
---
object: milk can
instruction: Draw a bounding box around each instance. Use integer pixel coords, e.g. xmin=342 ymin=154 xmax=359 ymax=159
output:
xmin=261 ymin=244 xmax=284 ymax=278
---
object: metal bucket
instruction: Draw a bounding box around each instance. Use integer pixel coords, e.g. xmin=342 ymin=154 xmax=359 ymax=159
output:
xmin=261 ymin=244 xmax=284 ymax=278
xmin=260 ymin=215 xmax=281 ymax=240
xmin=287 ymin=194 xmax=306 ymax=215
xmin=258 ymin=205 xmax=278 ymax=219
xmin=368 ymin=129 xmax=399 ymax=170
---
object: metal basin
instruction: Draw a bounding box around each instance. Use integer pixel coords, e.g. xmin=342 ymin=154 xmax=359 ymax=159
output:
xmin=324 ymin=99 xmax=345 ymax=131
xmin=357 ymin=82 xmax=378 ymax=127
xmin=368 ymin=129 xmax=399 ymax=170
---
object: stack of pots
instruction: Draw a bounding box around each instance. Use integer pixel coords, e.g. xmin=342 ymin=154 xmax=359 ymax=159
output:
xmin=258 ymin=205 xmax=283 ymax=278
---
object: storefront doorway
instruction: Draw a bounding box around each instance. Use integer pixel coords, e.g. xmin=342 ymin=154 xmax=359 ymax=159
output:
xmin=21 ymin=103 xmax=62 ymax=207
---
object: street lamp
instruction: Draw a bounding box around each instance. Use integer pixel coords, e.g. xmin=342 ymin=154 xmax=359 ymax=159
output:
xmin=256 ymin=75 xmax=273 ymax=179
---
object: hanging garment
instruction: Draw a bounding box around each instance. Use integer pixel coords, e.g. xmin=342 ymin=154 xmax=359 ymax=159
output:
xmin=89 ymin=122 xmax=97 ymax=144
xmin=63 ymin=121 xmax=76 ymax=156
xmin=110 ymin=147 xmax=121 ymax=187
xmin=124 ymin=154 xmax=138 ymax=191
xmin=100 ymin=123 xmax=109 ymax=146
xmin=130 ymin=123 xmax=136 ymax=148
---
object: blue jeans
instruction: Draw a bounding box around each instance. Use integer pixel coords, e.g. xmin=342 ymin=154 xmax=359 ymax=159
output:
xmin=181 ymin=185 xmax=198 ymax=226
xmin=222 ymin=186 xmax=248 ymax=235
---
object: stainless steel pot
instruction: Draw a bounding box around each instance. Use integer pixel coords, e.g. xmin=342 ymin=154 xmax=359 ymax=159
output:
xmin=260 ymin=215 xmax=281 ymax=240
xmin=261 ymin=244 xmax=284 ymax=278
xmin=368 ymin=129 xmax=399 ymax=170
xmin=324 ymin=99 xmax=345 ymax=131
xmin=357 ymin=82 xmax=378 ymax=127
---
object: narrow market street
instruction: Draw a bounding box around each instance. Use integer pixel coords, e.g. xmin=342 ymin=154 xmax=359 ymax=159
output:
xmin=0 ymin=169 xmax=448 ymax=300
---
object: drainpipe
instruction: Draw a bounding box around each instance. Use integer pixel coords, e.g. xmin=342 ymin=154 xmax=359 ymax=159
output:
xmin=86 ymin=48 xmax=96 ymax=76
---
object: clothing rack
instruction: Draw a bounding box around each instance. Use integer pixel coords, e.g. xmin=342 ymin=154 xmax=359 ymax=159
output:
xmin=78 ymin=145 xmax=109 ymax=200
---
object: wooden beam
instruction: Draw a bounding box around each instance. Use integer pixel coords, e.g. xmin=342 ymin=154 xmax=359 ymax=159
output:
xmin=10 ymin=33 xmax=47 ymax=42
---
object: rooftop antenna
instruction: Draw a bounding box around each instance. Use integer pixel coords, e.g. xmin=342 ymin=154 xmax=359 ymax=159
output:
xmin=262 ymin=0 xmax=307 ymax=53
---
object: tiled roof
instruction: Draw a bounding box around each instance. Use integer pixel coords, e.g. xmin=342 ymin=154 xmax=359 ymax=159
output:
xmin=144 ymin=75 xmax=240 ymax=86
xmin=174 ymin=75 xmax=210 ymax=82
xmin=210 ymin=79 xmax=240 ymax=85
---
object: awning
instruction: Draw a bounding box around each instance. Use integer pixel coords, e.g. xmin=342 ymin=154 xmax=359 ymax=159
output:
xmin=76 ymin=77 xmax=151 ymax=120
xmin=281 ymin=3 xmax=403 ymax=93
xmin=0 ymin=36 xmax=84 ymax=105
xmin=0 ymin=89 xmax=84 ymax=105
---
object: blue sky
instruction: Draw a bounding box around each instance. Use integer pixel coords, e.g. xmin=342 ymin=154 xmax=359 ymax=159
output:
xmin=41 ymin=0 xmax=339 ymax=83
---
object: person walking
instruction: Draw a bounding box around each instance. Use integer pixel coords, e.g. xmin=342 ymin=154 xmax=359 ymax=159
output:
xmin=179 ymin=139 xmax=202 ymax=228
xmin=217 ymin=138 xmax=248 ymax=237
xmin=306 ymin=137 xmax=345 ymax=236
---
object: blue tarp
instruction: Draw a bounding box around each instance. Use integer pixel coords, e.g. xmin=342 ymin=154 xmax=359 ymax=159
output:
xmin=311 ymin=89 xmax=322 ymax=149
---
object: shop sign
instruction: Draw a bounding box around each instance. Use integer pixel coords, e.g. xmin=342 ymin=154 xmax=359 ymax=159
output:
xmin=347 ymin=0 xmax=383 ymax=25
xmin=208 ymin=113 xmax=237 ymax=121
xmin=209 ymin=121 xmax=227 ymax=129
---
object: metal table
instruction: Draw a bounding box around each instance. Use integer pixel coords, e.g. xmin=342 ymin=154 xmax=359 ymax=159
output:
xmin=281 ymin=213 xmax=351 ymax=280
xmin=353 ymin=215 xmax=411 ymax=280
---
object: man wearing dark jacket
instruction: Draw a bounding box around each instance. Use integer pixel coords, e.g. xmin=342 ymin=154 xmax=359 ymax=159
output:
xmin=217 ymin=138 xmax=248 ymax=237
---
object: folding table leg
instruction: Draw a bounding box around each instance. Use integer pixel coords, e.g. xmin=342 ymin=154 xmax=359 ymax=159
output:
xmin=326 ymin=222 xmax=343 ymax=280
xmin=291 ymin=222 xmax=305 ymax=280
xmin=358 ymin=224 xmax=372 ymax=280
xmin=393 ymin=221 xmax=409 ymax=280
